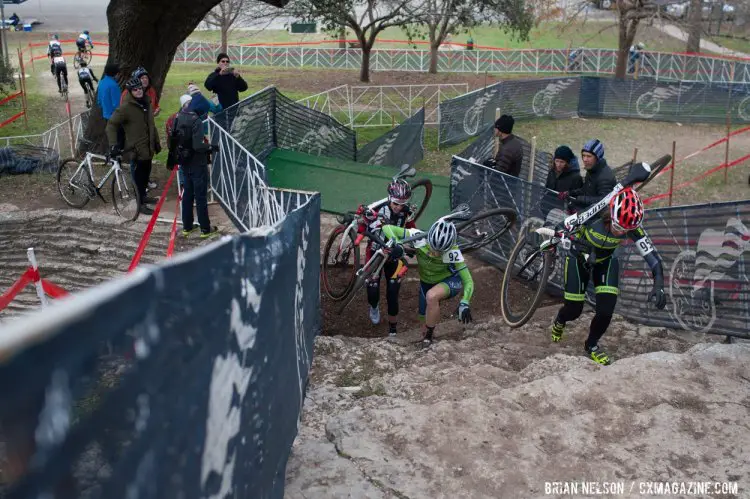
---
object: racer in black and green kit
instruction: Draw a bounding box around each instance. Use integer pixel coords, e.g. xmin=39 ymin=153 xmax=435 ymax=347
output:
xmin=550 ymin=184 xmax=667 ymax=365
xmin=380 ymin=218 xmax=474 ymax=346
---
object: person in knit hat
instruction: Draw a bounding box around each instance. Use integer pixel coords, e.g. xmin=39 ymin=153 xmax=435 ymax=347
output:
xmin=489 ymin=114 xmax=523 ymax=177
xmin=546 ymin=145 xmax=583 ymax=193
xmin=558 ymin=138 xmax=616 ymax=209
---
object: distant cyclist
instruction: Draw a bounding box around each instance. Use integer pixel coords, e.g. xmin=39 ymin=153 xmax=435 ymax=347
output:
xmin=47 ymin=34 xmax=62 ymax=75
xmin=363 ymin=179 xmax=416 ymax=336
xmin=77 ymin=61 xmax=98 ymax=104
xmin=51 ymin=51 xmax=68 ymax=95
xmin=381 ymin=218 xmax=474 ymax=347
xmin=549 ymin=186 xmax=667 ymax=365
xmin=76 ymin=30 xmax=94 ymax=53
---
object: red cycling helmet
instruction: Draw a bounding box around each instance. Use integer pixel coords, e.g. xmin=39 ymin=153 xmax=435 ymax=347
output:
xmin=609 ymin=187 xmax=644 ymax=231
xmin=387 ymin=179 xmax=411 ymax=205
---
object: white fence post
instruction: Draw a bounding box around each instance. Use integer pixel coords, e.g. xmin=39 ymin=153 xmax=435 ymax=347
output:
xmin=27 ymin=247 xmax=49 ymax=308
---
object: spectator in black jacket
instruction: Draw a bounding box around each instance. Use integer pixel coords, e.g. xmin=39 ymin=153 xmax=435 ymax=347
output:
xmin=484 ymin=114 xmax=523 ymax=177
xmin=204 ymin=52 xmax=248 ymax=110
xmin=558 ymin=139 xmax=616 ymax=209
xmin=546 ymin=145 xmax=583 ymax=192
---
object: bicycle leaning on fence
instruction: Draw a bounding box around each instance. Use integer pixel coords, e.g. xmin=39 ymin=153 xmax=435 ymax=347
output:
xmin=56 ymin=147 xmax=142 ymax=221
xmin=499 ymin=154 xmax=672 ymax=327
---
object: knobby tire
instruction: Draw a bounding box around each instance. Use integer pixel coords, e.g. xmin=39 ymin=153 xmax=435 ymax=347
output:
xmin=57 ymin=158 xmax=92 ymax=208
xmin=111 ymin=169 xmax=141 ymax=221
xmin=322 ymin=225 xmax=360 ymax=301
xmin=500 ymin=230 xmax=553 ymax=328
xmin=456 ymin=207 xmax=518 ymax=254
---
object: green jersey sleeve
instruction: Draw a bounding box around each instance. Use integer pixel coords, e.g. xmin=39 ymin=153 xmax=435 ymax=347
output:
xmin=455 ymin=259 xmax=474 ymax=305
xmin=380 ymin=224 xmax=407 ymax=242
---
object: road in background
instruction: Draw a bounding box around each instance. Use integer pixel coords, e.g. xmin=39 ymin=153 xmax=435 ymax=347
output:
xmin=8 ymin=0 xmax=107 ymax=32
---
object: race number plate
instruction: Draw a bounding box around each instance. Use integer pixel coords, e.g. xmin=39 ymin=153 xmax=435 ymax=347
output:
xmin=442 ymin=249 xmax=464 ymax=264
xmin=635 ymin=236 xmax=655 ymax=256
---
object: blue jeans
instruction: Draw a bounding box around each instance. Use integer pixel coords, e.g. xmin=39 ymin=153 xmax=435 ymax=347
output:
xmin=181 ymin=165 xmax=210 ymax=232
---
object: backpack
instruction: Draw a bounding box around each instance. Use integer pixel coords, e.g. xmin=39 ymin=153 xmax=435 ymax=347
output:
xmin=171 ymin=112 xmax=198 ymax=166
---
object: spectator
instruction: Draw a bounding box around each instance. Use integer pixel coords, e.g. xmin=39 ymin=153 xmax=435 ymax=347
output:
xmin=559 ymin=139 xmax=616 ymax=209
xmin=121 ymin=66 xmax=160 ymax=117
xmin=188 ymin=83 xmax=222 ymax=119
xmin=489 ymin=114 xmax=523 ymax=177
xmin=97 ymin=63 xmax=121 ymax=122
xmin=167 ymin=94 xmax=218 ymax=239
xmin=204 ymin=52 xmax=248 ymax=110
xmin=106 ymin=77 xmax=161 ymax=215
xmin=546 ymin=145 xmax=583 ymax=193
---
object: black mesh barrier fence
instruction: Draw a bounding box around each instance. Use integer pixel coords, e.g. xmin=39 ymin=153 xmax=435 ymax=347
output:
xmin=450 ymin=157 xmax=750 ymax=338
xmin=0 ymin=194 xmax=322 ymax=498
xmin=221 ymin=87 xmax=276 ymax=161
xmin=438 ymin=82 xmax=503 ymax=146
xmin=457 ymin=127 xmax=553 ymax=185
xmin=214 ymin=86 xmax=356 ymax=162
xmin=439 ymin=76 xmax=750 ymax=147
xmin=616 ymin=200 xmax=750 ymax=338
xmin=275 ymin=91 xmax=356 ymax=161
xmin=0 ymin=144 xmax=59 ymax=176
xmin=357 ymin=107 xmax=425 ymax=168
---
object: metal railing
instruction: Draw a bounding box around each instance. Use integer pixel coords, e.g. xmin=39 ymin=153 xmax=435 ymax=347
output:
xmin=294 ymin=83 xmax=468 ymax=128
xmin=207 ymin=117 xmax=285 ymax=230
xmin=174 ymin=41 xmax=750 ymax=86
xmin=1 ymin=110 xmax=89 ymax=159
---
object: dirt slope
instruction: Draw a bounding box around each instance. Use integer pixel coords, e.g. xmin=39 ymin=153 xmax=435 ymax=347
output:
xmin=285 ymin=313 xmax=749 ymax=498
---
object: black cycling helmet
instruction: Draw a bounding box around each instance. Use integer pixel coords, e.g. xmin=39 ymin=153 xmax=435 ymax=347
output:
xmin=83 ymin=30 xmax=89 ymax=35
xmin=125 ymin=76 xmax=143 ymax=91
xmin=132 ymin=66 xmax=148 ymax=79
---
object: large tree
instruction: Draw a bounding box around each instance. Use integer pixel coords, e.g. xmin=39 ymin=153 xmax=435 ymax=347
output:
xmin=291 ymin=0 xmax=421 ymax=82
xmin=83 ymin=0 xmax=286 ymax=151
xmin=406 ymin=0 xmax=533 ymax=74
xmin=685 ymin=0 xmax=702 ymax=53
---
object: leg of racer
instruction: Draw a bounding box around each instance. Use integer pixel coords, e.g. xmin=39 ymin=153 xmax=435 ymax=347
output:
xmin=584 ymin=257 xmax=619 ymax=365
xmin=365 ymin=245 xmax=382 ymax=324
xmin=551 ymin=254 xmax=588 ymax=341
xmin=383 ymin=259 xmax=402 ymax=336
xmin=419 ymin=275 xmax=462 ymax=345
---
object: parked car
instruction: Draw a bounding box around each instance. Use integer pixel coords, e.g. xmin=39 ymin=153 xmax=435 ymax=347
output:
xmin=665 ymin=0 xmax=735 ymax=21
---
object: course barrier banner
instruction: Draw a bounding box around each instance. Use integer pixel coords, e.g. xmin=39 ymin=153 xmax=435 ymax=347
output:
xmin=438 ymin=76 xmax=750 ymax=146
xmin=450 ymin=157 xmax=750 ymax=338
xmin=357 ymin=107 xmax=425 ymax=168
xmin=217 ymin=86 xmax=356 ymax=162
xmin=0 ymin=193 xmax=321 ymax=498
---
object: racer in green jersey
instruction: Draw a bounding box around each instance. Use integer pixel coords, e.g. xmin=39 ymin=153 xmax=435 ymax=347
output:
xmin=381 ymin=219 xmax=474 ymax=346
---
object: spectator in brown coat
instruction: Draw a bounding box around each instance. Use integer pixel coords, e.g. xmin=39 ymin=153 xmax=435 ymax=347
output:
xmin=487 ymin=114 xmax=523 ymax=177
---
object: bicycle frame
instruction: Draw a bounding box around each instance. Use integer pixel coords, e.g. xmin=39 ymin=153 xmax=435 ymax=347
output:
xmin=68 ymin=152 xmax=126 ymax=196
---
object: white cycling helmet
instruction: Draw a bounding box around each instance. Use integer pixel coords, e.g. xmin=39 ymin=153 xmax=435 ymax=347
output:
xmin=428 ymin=219 xmax=457 ymax=252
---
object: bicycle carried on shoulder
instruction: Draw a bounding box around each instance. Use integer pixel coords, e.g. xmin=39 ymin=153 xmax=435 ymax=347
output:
xmin=499 ymin=155 xmax=672 ymax=328
xmin=56 ymin=148 xmax=141 ymax=221
xmin=322 ymin=163 xmax=433 ymax=300
xmin=335 ymin=202 xmax=518 ymax=314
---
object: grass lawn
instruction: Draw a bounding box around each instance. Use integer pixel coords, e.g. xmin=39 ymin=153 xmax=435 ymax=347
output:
xmin=708 ymin=35 xmax=750 ymax=55
xmin=188 ymin=21 xmax=688 ymax=53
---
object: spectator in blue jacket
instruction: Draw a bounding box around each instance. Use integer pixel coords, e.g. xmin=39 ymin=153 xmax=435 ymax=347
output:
xmin=97 ymin=62 xmax=122 ymax=122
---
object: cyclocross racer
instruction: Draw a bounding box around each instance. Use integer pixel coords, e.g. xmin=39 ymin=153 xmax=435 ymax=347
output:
xmin=48 ymin=35 xmax=62 ymax=75
xmin=381 ymin=218 xmax=474 ymax=346
xmin=76 ymin=30 xmax=94 ymax=52
xmin=364 ymin=179 xmax=416 ymax=335
xmin=550 ymin=187 xmax=667 ymax=365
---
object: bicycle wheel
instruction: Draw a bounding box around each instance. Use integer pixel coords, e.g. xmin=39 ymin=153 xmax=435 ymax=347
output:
xmin=407 ymin=178 xmax=433 ymax=225
xmin=83 ymin=50 xmax=92 ymax=65
xmin=500 ymin=229 xmax=553 ymax=328
xmin=322 ymin=225 xmax=360 ymax=301
xmin=456 ymin=207 xmax=518 ymax=255
xmin=635 ymin=154 xmax=671 ymax=193
xmin=111 ymin=168 xmax=141 ymax=221
xmin=57 ymin=158 xmax=93 ymax=208
xmin=73 ymin=54 xmax=81 ymax=69
xmin=338 ymin=254 xmax=384 ymax=314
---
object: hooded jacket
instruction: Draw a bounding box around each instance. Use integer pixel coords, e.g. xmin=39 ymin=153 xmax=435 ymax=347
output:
xmin=569 ymin=157 xmax=616 ymax=208
xmin=545 ymin=156 xmax=583 ymax=193
xmin=106 ymin=91 xmax=160 ymax=162
xmin=492 ymin=133 xmax=524 ymax=177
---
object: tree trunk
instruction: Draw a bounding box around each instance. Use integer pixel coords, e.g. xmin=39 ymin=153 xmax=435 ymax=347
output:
xmin=83 ymin=0 xmax=285 ymax=150
xmin=221 ymin=23 xmax=229 ymax=53
xmin=686 ymin=0 xmax=702 ymax=53
xmin=360 ymin=43 xmax=371 ymax=82
xmin=615 ymin=15 xmax=638 ymax=79
xmin=429 ymin=43 xmax=439 ymax=74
